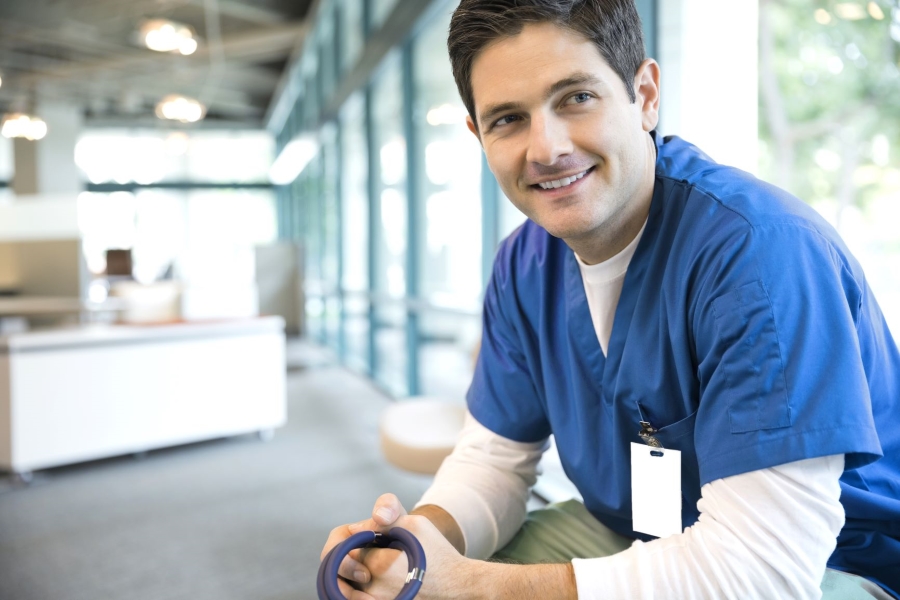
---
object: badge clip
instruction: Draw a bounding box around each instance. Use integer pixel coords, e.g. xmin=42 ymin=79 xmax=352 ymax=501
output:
xmin=639 ymin=420 xmax=664 ymax=454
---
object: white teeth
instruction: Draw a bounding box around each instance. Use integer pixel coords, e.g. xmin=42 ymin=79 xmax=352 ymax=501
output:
xmin=538 ymin=170 xmax=588 ymax=190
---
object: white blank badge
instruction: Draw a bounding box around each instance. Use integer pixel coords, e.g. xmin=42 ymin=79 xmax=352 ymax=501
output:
xmin=631 ymin=442 xmax=682 ymax=538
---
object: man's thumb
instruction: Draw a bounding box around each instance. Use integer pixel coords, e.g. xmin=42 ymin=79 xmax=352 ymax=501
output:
xmin=372 ymin=493 xmax=407 ymax=525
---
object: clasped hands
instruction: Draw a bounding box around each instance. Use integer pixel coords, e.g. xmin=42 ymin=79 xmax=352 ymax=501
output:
xmin=320 ymin=493 xmax=471 ymax=600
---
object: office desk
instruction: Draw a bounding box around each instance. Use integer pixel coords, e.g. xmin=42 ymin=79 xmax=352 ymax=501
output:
xmin=0 ymin=316 xmax=287 ymax=476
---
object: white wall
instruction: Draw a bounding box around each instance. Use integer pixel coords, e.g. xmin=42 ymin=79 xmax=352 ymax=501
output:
xmin=35 ymin=102 xmax=84 ymax=195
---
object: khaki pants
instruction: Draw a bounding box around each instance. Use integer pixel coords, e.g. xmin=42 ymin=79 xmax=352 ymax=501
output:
xmin=492 ymin=500 xmax=893 ymax=599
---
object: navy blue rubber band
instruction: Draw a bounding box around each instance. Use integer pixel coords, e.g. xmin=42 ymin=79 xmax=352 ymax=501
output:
xmin=317 ymin=527 xmax=426 ymax=600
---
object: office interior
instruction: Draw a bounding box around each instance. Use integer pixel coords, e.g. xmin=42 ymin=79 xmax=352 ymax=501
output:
xmin=0 ymin=0 xmax=898 ymax=598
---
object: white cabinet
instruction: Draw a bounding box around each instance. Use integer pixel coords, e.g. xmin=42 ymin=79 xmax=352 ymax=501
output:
xmin=0 ymin=317 xmax=287 ymax=475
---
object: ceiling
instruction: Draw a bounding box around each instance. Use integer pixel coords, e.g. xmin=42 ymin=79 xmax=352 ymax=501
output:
xmin=0 ymin=0 xmax=315 ymax=129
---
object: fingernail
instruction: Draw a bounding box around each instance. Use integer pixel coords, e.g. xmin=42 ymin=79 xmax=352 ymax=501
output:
xmin=375 ymin=507 xmax=394 ymax=521
xmin=354 ymin=570 xmax=368 ymax=583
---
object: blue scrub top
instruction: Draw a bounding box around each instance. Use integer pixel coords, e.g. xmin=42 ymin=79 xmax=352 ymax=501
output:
xmin=469 ymin=133 xmax=900 ymax=596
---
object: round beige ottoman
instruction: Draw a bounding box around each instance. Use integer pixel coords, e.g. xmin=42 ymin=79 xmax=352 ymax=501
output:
xmin=379 ymin=398 xmax=466 ymax=475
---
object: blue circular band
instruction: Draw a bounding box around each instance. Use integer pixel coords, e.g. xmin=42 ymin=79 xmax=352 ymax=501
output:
xmin=317 ymin=527 xmax=426 ymax=600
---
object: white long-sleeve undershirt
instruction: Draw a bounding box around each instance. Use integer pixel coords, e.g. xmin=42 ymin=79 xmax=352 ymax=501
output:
xmin=417 ymin=415 xmax=846 ymax=599
xmin=417 ymin=223 xmax=846 ymax=598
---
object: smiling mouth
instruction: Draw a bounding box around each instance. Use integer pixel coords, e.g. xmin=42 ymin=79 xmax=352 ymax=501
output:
xmin=533 ymin=167 xmax=593 ymax=190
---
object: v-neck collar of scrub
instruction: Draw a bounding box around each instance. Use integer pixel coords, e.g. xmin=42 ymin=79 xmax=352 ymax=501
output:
xmin=563 ymin=131 xmax=666 ymax=395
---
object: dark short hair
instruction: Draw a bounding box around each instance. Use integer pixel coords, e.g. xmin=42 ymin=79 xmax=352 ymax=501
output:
xmin=448 ymin=0 xmax=646 ymax=124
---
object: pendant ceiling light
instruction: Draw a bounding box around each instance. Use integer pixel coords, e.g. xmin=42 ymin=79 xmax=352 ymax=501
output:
xmin=1 ymin=113 xmax=48 ymax=140
xmin=155 ymin=95 xmax=206 ymax=123
xmin=139 ymin=19 xmax=199 ymax=55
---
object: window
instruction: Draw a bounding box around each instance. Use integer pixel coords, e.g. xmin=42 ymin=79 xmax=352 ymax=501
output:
xmin=412 ymin=1 xmax=483 ymax=399
xmin=340 ymin=92 xmax=370 ymax=372
xmin=370 ymin=52 xmax=408 ymax=395
xmin=318 ymin=10 xmax=337 ymax=106
xmin=369 ymin=0 xmax=400 ymax=32
xmin=338 ymin=0 xmax=364 ymax=74
xmin=758 ymin=0 xmax=900 ymax=335
xmin=77 ymin=188 xmax=275 ymax=314
xmin=74 ymin=129 xmax=273 ymax=185
xmin=302 ymin=156 xmax=324 ymax=342
xmin=320 ymin=122 xmax=341 ymax=352
xmin=413 ymin=2 xmax=483 ymax=311
xmin=371 ymin=53 xmax=407 ymax=300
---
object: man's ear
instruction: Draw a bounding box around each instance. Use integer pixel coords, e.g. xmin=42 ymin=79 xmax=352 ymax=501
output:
xmin=466 ymin=114 xmax=482 ymax=144
xmin=633 ymin=58 xmax=660 ymax=132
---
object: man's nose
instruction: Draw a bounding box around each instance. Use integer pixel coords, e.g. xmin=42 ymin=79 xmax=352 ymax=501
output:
xmin=525 ymin=114 xmax=573 ymax=166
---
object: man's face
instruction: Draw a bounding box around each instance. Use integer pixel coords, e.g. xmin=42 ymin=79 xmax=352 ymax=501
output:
xmin=467 ymin=22 xmax=659 ymax=253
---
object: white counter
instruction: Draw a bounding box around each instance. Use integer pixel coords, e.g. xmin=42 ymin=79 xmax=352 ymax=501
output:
xmin=0 ymin=316 xmax=287 ymax=474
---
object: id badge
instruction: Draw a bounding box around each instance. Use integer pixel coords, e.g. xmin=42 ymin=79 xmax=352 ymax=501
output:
xmin=631 ymin=442 xmax=682 ymax=538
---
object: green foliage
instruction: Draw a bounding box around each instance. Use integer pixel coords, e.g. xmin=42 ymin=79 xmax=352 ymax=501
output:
xmin=759 ymin=0 xmax=900 ymax=210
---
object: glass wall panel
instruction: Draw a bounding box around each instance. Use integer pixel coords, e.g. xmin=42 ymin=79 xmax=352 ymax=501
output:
xmin=374 ymin=302 xmax=408 ymax=396
xmin=303 ymin=70 xmax=319 ymax=130
xmin=371 ymin=51 xmax=408 ymax=394
xmin=370 ymin=0 xmax=400 ymax=32
xmin=340 ymin=92 xmax=369 ymax=293
xmin=344 ymin=294 xmax=370 ymax=374
xmin=413 ymin=2 xmax=484 ymax=312
xmin=758 ymin=0 xmax=900 ymax=335
xmin=317 ymin=10 xmax=337 ymax=103
xmin=371 ymin=52 xmax=407 ymax=299
xmin=303 ymin=157 xmax=325 ymax=342
xmin=77 ymin=188 xmax=275 ymax=316
xmin=74 ymin=129 xmax=274 ymax=185
xmin=418 ymin=311 xmax=481 ymax=400
xmin=290 ymin=177 xmax=304 ymax=240
xmin=338 ymin=0 xmax=364 ymax=74
xmin=320 ymin=123 xmax=341 ymax=352
xmin=340 ymin=92 xmax=370 ymax=370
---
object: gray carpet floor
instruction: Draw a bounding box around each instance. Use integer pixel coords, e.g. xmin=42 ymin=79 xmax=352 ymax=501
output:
xmin=0 ymin=342 xmax=434 ymax=600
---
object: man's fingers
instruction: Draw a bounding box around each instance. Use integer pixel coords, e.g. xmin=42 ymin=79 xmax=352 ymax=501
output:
xmin=372 ymin=493 xmax=408 ymax=526
xmin=321 ymin=519 xmax=374 ymax=563
xmin=358 ymin=547 xmax=407 ymax=577
xmin=321 ymin=524 xmax=352 ymax=561
xmin=336 ymin=578 xmax=366 ymax=600
xmin=320 ymin=495 xmax=408 ymax=596
xmin=348 ymin=518 xmax=376 ymax=534
xmin=341 ymin=580 xmax=376 ymax=600
xmin=337 ymin=554 xmax=370 ymax=585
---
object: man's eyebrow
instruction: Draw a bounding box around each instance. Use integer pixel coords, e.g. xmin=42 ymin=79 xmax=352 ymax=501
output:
xmin=479 ymin=101 xmax=522 ymax=128
xmin=478 ymin=72 xmax=606 ymax=127
xmin=543 ymin=72 xmax=605 ymax=102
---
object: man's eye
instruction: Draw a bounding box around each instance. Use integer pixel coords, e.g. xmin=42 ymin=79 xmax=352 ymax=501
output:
xmin=565 ymin=92 xmax=593 ymax=105
xmin=493 ymin=114 xmax=519 ymax=128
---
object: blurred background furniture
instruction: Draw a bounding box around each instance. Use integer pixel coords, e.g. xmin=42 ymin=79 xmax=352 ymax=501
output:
xmin=379 ymin=397 xmax=465 ymax=475
xmin=0 ymin=316 xmax=287 ymax=478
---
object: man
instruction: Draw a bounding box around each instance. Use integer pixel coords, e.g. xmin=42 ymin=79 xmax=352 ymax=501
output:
xmin=321 ymin=1 xmax=900 ymax=598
